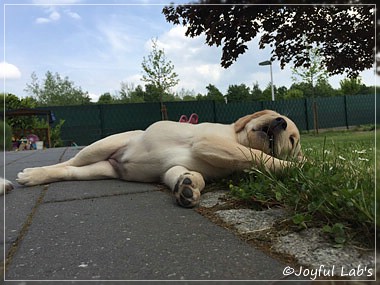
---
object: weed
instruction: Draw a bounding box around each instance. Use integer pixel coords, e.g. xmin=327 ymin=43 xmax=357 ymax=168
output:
xmin=229 ymin=131 xmax=375 ymax=247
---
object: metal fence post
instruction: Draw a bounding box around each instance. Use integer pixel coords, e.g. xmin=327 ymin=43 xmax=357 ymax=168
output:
xmin=312 ymin=100 xmax=319 ymax=134
xmin=213 ymin=100 xmax=217 ymax=123
xmin=98 ymin=104 xmax=104 ymax=139
xmin=344 ymin=95 xmax=349 ymax=129
xmin=304 ymin=98 xmax=309 ymax=132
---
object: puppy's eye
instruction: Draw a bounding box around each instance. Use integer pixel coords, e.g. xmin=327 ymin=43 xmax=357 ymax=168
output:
xmin=290 ymin=136 xmax=295 ymax=146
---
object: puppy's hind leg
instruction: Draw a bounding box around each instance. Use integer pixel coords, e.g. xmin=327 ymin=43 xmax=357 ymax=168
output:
xmin=17 ymin=161 xmax=119 ymax=186
xmin=17 ymin=131 xmax=143 ymax=186
xmin=163 ymin=166 xmax=205 ymax=208
xmin=53 ymin=131 xmax=144 ymax=168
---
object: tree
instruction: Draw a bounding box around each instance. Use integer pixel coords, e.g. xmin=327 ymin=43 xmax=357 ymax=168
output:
xmin=141 ymin=39 xmax=179 ymax=94
xmin=205 ymin=84 xmax=224 ymax=101
xmin=291 ymin=47 xmax=328 ymax=95
xmin=182 ymin=94 xmax=197 ymax=101
xmin=117 ymin=82 xmax=145 ymax=103
xmin=144 ymin=84 xmax=162 ymax=102
xmin=97 ymin=92 xmax=114 ymax=104
xmin=162 ymin=1 xmax=375 ymax=77
xmin=314 ymin=78 xmax=337 ymax=97
xmin=262 ymin=83 xmax=277 ymax=101
xmin=25 ymin=71 xmax=91 ymax=106
xmin=225 ymin=84 xmax=250 ymax=102
xmin=141 ymin=39 xmax=179 ymax=119
xmin=285 ymin=88 xmax=304 ymax=100
xmin=3 ymin=93 xmax=23 ymax=110
xmin=119 ymin=82 xmax=134 ymax=103
xmin=250 ymin=82 xmax=263 ymax=101
xmin=2 ymin=93 xmax=40 ymax=131
xmin=288 ymin=82 xmax=313 ymax=98
xmin=358 ymin=85 xmax=376 ymax=95
xmin=276 ymin=86 xmax=288 ymax=101
xmin=128 ymin=85 xmax=145 ymax=103
xmin=2 ymin=93 xmax=37 ymax=110
xmin=176 ymin=88 xmax=197 ymax=101
xmin=339 ymin=77 xmax=363 ymax=96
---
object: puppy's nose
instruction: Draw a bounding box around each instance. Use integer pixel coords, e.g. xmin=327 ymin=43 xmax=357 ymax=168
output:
xmin=273 ymin=117 xmax=287 ymax=130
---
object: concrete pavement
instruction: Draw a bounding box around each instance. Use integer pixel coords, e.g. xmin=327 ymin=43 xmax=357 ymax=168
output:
xmin=1 ymin=147 xmax=308 ymax=282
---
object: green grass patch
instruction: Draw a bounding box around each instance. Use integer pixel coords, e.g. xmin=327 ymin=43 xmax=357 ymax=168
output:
xmin=229 ymin=130 xmax=376 ymax=247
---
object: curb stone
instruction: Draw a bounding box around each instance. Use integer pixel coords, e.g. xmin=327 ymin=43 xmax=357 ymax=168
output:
xmin=198 ymin=190 xmax=376 ymax=281
xmin=215 ymin=208 xmax=287 ymax=235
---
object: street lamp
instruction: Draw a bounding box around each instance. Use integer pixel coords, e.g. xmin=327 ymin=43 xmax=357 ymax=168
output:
xmin=259 ymin=60 xmax=275 ymax=101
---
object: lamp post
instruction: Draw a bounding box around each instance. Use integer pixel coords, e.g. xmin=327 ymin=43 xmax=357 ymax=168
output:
xmin=259 ymin=60 xmax=275 ymax=101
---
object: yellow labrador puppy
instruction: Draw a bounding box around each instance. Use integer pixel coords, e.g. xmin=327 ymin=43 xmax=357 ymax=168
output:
xmin=17 ymin=110 xmax=302 ymax=207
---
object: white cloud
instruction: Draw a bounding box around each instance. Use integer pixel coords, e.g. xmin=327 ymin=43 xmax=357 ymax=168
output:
xmin=65 ymin=10 xmax=81 ymax=20
xmin=97 ymin=23 xmax=135 ymax=53
xmin=0 ymin=62 xmax=22 ymax=80
xmin=49 ymin=11 xmax=61 ymax=21
xmin=151 ymin=26 xmax=227 ymax=93
xmin=35 ymin=10 xmax=61 ymax=24
xmin=195 ymin=64 xmax=222 ymax=82
xmin=123 ymin=74 xmax=143 ymax=86
xmin=88 ymin=92 xmax=100 ymax=102
xmin=153 ymin=26 xmax=308 ymax=94
xmin=155 ymin=26 xmax=207 ymax=58
xmin=35 ymin=17 xmax=51 ymax=24
xmin=35 ymin=6 xmax=81 ymax=24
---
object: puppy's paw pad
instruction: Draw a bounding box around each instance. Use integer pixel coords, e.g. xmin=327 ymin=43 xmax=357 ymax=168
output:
xmin=173 ymin=175 xmax=201 ymax=208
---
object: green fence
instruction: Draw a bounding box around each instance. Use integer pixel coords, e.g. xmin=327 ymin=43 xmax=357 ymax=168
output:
xmin=40 ymin=94 xmax=376 ymax=146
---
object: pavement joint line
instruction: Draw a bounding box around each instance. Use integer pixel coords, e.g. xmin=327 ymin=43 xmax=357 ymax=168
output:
xmin=58 ymin=147 xmax=69 ymax=163
xmin=43 ymin=188 xmax=161 ymax=204
xmin=5 ymin=146 xmax=68 ymax=166
xmin=1 ymin=149 xmax=176 ymax=278
xmin=1 ymin=185 xmax=49 ymax=278
xmin=5 ymin=151 xmax=38 ymax=166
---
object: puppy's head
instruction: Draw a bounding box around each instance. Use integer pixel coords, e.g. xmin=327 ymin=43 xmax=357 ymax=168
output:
xmin=234 ymin=110 xmax=302 ymax=160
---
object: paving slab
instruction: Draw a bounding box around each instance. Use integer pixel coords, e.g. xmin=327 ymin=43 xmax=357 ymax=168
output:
xmin=2 ymin=149 xmax=67 ymax=255
xmin=3 ymin=149 xmax=67 ymax=182
xmin=1 ymin=186 xmax=44 ymax=250
xmin=2 ymin=148 xmax=310 ymax=282
xmin=43 ymin=180 xmax=159 ymax=203
xmin=6 ymin=191 xmax=287 ymax=280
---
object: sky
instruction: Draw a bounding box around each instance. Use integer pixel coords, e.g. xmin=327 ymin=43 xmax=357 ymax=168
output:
xmin=1 ymin=0 xmax=377 ymax=102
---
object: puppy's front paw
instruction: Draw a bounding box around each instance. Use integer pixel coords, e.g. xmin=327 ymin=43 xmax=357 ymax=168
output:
xmin=173 ymin=174 xmax=202 ymax=208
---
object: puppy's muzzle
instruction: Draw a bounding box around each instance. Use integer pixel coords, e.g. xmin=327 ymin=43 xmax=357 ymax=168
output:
xmin=270 ymin=117 xmax=287 ymax=132
xmin=261 ymin=117 xmax=287 ymax=157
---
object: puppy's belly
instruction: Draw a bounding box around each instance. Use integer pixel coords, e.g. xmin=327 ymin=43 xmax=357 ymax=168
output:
xmin=113 ymin=146 xmax=192 ymax=182
xmin=107 ymin=155 xmax=160 ymax=182
xmin=122 ymin=163 xmax=163 ymax=182
xmin=110 ymin=145 xmax=233 ymax=182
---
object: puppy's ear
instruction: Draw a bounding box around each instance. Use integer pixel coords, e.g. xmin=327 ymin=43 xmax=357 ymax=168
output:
xmin=234 ymin=110 xmax=271 ymax=133
xmin=234 ymin=114 xmax=255 ymax=133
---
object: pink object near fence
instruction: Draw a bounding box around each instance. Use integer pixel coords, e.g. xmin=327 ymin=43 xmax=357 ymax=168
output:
xmin=179 ymin=113 xmax=198 ymax=124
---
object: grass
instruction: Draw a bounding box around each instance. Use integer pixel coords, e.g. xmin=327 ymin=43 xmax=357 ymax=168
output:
xmin=229 ymin=128 xmax=376 ymax=247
